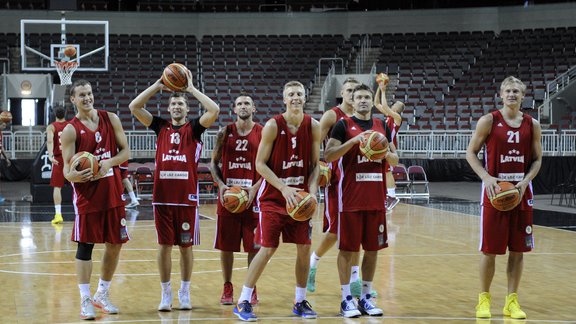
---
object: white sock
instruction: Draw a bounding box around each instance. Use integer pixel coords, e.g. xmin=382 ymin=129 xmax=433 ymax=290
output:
xmin=78 ymin=284 xmax=91 ymax=299
xmin=310 ymin=252 xmax=321 ymax=268
xmin=180 ymin=280 xmax=190 ymax=292
xmin=128 ymin=191 xmax=137 ymax=201
xmin=97 ymin=279 xmax=111 ymax=293
xmin=350 ymin=266 xmax=360 ymax=282
xmin=341 ymin=284 xmax=351 ymax=300
xmin=361 ymin=281 xmax=372 ymax=299
xmin=55 ymin=204 xmax=61 ymax=214
xmin=295 ymin=286 xmax=307 ymax=303
xmin=239 ymin=285 xmax=254 ymax=304
xmin=161 ymin=281 xmax=171 ymax=292
xmin=387 ymin=188 xmax=396 ymax=197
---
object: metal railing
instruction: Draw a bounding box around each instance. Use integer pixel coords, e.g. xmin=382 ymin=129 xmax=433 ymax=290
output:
xmin=547 ymin=65 xmax=576 ymax=98
xmin=1 ymin=129 xmax=574 ymax=159
xmin=319 ymin=63 xmax=336 ymax=112
xmin=354 ymin=35 xmax=371 ymax=74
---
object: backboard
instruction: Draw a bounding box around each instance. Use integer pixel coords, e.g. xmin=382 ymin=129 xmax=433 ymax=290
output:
xmin=20 ymin=17 xmax=109 ymax=72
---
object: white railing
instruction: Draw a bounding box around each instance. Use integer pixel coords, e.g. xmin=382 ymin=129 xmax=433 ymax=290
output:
xmin=1 ymin=129 xmax=574 ymax=159
xmin=319 ymin=63 xmax=336 ymax=112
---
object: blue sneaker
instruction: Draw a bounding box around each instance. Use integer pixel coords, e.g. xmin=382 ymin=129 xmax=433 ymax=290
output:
xmin=307 ymin=267 xmax=317 ymax=292
xmin=233 ymin=300 xmax=257 ymax=322
xmin=358 ymin=295 xmax=383 ymax=316
xmin=340 ymin=295 xmax=361 ymax=318
xmin=293 ymin=300 xmax=317 ymax=319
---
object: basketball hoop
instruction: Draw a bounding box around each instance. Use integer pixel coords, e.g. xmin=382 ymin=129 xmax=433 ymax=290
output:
xmin=54 ymin=60 xmax=78 ymax=85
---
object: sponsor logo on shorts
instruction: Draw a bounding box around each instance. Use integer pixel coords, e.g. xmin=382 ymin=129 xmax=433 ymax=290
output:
xmin=188 ymin=194 xmax=198 ymax=201
xmin=527 ymin=199 xmax=533 ymax=206
xmin=120 ymin=218 xmax=127 ymax=226
xmin=525 ymin=235 xmax=533 ymax=248
xmin=378 ymin=234 xmax=384 ymax=246
xmin=526 ymin=225 xmax=532 ymax=234
xmin=180 ymin=232 xmax=191 ymax=244
xmin=120 ymin=227 xmax=128 ymax=240
xmin=379 ymin=224 xmax=385 ymax=233
xmin=182 ymin=222 xmax=190 ymax=231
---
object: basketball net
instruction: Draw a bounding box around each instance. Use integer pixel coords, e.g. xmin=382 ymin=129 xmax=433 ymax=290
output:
xmin=54 ymin=60 xmax=78 ymax=85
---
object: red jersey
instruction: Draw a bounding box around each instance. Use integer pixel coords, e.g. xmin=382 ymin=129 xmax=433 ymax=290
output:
xmin=217 ymin=122 xmax=263 ymax=215
xmin=385 ymin=116 xmax=400 ymax=148
xmin=153 ymin=118 xmax=203 ymax=206
xmin=326 ymin=107 xmax=349 ymax=187
xmin=483 ymin=110 xmax=534 ymax=210
xmin=51 ymin=120 xmax=68 ymax=159
xmin=337 ymin=117 xmax=388 ymax=212
xmin=258 ymin=114 xmax=313 ymax=214
xmin=70 ymin=110 xmax=125 ymax=214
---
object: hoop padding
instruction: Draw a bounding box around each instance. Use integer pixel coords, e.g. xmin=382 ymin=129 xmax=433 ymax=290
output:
xmin=54 ymin=61 xmax=78 ymax=85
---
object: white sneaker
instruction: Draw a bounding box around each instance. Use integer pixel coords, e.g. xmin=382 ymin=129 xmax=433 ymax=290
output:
xmin=340 ymin=295 xmax=361 ymax=318
xmin=125 ymin=200 xmax=140 ymax=209
xmin=93 ymin=290 xmax=119 ymax=314
xmin=80 ymin=296 xmax=96 ymax=320
xmin=358 ymin=296 xmax=383 ymax=316
xmin=158 ymin=290 xmax=172 ymax=312
xmin=178 ymin=289 xmax=192 ymax=310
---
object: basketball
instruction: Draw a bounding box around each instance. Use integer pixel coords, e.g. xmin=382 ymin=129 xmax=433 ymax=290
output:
xmin=490 ymin=181 xmax=521 ymax=211
xmin=317 ymin=161 xmax=331 ymax=187
xmin=359 ymin=130 xmax=389 ymax=161
xmin=71 ymin=151 xmax=99 ymax=177
xmin=162 ymin=63 xmax=189 ymax=92
xmin=222 ymin=186 xmax=250 ymax=213
xmin=286 ymin=191 xmax=317 ymax=221
xmin=0 ymin=111 xmax=12 ymax=123
xmin=376 ymin=72 xmax=389 ymax=86
xmin=64 ymin=45 xmax=76 ymax=57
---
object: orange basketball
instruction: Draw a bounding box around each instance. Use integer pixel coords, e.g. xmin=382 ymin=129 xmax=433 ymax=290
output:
xmin=71 ymin=151 xmax=99 ymax=177
xmin=317 ymin=161 xmax=331 ymax=187
xmin=490 ymin=181 xmax=520 ymax=211
xmin=222 ymin=186 xmax=250 ymax=213
xmin=64 ymin=45 xmax=76 ymax=58
xmin=0 ymin=111 xmax=12 ymax=123
xmin=286 ymin=191 xmax=317 ymax=221
xmin=376 ymin=73 xmax=389 ymax=86
xmin=162 ymin=63 xmax=189 ymax=92
xmin=359 ymin=130 xmax=389 ymax=161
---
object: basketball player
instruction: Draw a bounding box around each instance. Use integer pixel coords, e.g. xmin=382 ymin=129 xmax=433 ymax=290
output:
xmin=60 ymin=79 xmax=131 ymax=320
xmin=120 ymin=161 xmax=139 ymax=209
xmin=47 ymin=103 xmax=68 ymax=224
xmin=0 ymin=120 xmax=10 ymax=203
xmin=466 ymin=76 xmax=542 ymax=319
xmin=307 ymin=77 xmax=365 ymax=295
xmin=374 ymin=76 xmax=405 ymax=211
xmin=210 ymin=94 xmax=262 ymax=306
xmin=129 ymin=71 xmax=219 ymax=312
xmin=233 ymin=81 xmax=321 ymax=321
xmin=324 ymin=84 xmax=398 ymax=318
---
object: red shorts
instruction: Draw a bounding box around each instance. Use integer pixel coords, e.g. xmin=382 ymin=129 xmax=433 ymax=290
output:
xmin=480 ymin=206 xmax=534 ymax=255
xmin=71 ymin=206 xmax=129 ymax=244
xmin=154 ymin=204 xmax=199 ymax=247
xmin=214 ymin=206 xmax=260 ymax=253
xmin=255 ymin=211 xmax=312 ymax=248
xmin=338 ymin=210 xmax=388 ymax=252
xmin=50 ymin=157 xmax=66 ymax=188
xmin=322 ymin=185 xmax=339 ymax=234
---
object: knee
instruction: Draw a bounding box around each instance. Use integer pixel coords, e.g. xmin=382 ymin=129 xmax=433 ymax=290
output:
xmin=76 ymin=242 xmax=95 ymax=261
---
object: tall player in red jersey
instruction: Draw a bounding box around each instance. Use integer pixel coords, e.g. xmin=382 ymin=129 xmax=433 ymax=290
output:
xmin=47 ymin=103 xmax=68 ymax=224
xmin=129 ymin=70 xmax=219 ymax=312
xmin=374 ymin=75 xmax=405 ymax=211
xmin=324 ymin=84 xmax=398 ymax=318
xmin=210 ymin=94 xmax=263 ymax=306
xmin=60 ymin=79 xmax=131 ymax=320
xmin=467 ymin=76 xmax=542 ymax=320
xmin=233 ymin=81 xmax=321 ymax=321
xmin=307 ymin=77 xmax=361 ymax=294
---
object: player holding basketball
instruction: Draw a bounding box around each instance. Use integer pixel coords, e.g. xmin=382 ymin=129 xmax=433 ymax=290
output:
xmin=324 ymin=84 xmax=398 ymax=318
xmin=129 ymin=70 xmax=219 ymax=311
xmin=47 ymin=103 xmax=68 ymax=224
xmin=60 ymin=79 xmax=131 ymax=320
xmin=466 ymin=76 xmax=542 ymax=319
xmin=233 ymin=81 xmax=321 ymax=321
xmin=210 ymin=94 xmax=263 ymax=305
xmin=307 ymin=77 xmax=365 ymax=295
xmin=374 ymin=74 xmax=405 ymax=211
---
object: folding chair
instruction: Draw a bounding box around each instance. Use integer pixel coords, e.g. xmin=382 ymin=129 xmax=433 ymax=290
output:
xmin=134 ymin=166 xmax=154 ymax=199
xmin=392 ymin=164 xmax=411 ymax=198
xmin=407 ymin=165 xmax=430 ymax=198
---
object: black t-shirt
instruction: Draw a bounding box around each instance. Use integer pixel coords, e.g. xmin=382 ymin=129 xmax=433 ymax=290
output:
xmin=330 ymin=116 xmax=391 ymax=143
xmin=149 ymin=116 xmax=206 ymax=141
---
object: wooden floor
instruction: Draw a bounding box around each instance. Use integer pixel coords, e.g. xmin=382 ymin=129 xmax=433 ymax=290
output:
xmin=1 ymin=202 xmax=575 ymax=323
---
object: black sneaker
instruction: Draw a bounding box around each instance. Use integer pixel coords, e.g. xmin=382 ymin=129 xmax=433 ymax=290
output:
xmin=293 ymin=300 xmax=317 ymax=319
